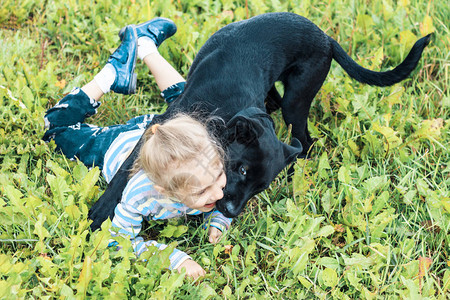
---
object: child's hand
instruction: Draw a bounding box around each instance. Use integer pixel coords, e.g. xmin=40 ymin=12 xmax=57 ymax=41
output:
xmin=177 ymin=259 xmax=206 ymax=279
xmin=208 ymin=227 xmax=223 ymax=244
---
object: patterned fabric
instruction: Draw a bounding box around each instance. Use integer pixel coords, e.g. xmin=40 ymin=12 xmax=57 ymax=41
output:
xmin=102 ymin=128 xmax=146 ymax=182
xmin=44 ymin=87 xmax=100 ymax=129
xmin=43 ymin=85 xmax=232 ymax=270
xmin=161 ymin=82 xmax=185 ymax=103
xmin=107 ymin=168 xmax=232 ymax=270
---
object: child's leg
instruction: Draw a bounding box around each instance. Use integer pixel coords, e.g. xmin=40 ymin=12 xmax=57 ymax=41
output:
xmin=132 ymin=18 xmax=186 ymax=103
xmin=43 ymin=122 xmax=116 ymax=169
xmin=82 ymin=24 xmax=139 ymax=100
xmin=81 ymin=77 xmax=106 ymax=101
xmin=79 ymin=18 xmax=181 ymax=105
xmin=43 ymin=116 xmax=153 ymax=169
xmin=143 ymin=52 xmax=186 ymax=104
xmin=44 ymin=87 xmax=101 ymax=130
xmin=143 ymin=52 xmax=185 ymax=92
xmin=43 ymin=18 xmax=181 ymax=167
xmin=45 ymin=25 xmax=139 ymax=129
xmin=43 ymin=26 xmax=140 ymax=167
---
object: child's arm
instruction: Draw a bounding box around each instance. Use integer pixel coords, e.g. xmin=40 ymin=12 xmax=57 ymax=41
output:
xmin=111 ymin=200 xmax=195 ymax=271
xmin=110 ymin=171 xmax=195 ymax=271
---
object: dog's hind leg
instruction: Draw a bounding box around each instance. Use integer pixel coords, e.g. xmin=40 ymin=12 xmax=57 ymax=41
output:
xmin=280 ymin=59 xmax=331 ymax=157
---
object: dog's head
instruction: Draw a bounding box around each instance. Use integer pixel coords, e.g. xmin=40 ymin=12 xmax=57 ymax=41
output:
xmin=215 ymin=108 xmax=303 ymax=217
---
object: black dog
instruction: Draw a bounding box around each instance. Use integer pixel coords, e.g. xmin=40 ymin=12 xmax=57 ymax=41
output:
xmin=89 ymin=12 xmax=430 ymax=230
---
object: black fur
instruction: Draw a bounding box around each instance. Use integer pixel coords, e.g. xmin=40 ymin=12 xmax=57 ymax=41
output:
xmin=88 ymin=12 xmax=430 ymax=230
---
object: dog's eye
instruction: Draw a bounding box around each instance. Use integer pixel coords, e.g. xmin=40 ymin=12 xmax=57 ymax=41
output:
xmin=239 ymin=165 xmax=247 ymax=176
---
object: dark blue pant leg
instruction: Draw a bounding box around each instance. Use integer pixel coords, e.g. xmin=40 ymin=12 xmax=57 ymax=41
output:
xmin=44 ymin=123 xmax=136 ymax=169
xmin=161 ymin=82 xmax=186 ymax=104
xmin=43 ymin=88 xmax=126 ymax=168
xmin=44 ymin=87 xmax=101 ymax=129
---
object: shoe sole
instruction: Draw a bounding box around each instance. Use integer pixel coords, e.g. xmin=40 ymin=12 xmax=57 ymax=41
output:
xmin=128 ymin=73 xmax=137 ymax=94
xmin=118 ymin=26 xmax=127 ymax=41
xmin=118 ymin=19 xmax=176 ymax=43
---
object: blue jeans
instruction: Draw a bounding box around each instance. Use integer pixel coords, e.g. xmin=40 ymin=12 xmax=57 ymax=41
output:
xmin=43 ymin=82 xmax=185 ymax=169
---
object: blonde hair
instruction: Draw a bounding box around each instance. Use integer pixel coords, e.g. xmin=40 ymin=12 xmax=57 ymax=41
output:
xmin=133 ymin=114 xmax=224 ymax=200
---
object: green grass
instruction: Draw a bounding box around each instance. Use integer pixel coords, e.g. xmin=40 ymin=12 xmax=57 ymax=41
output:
xmin=0 ymin=0 xmax=449 ymax=298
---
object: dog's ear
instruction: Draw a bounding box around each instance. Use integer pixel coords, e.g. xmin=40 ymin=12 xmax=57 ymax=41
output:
xmin=282 ymin=138 xmax=303 ymax=164
xmin=226 ymin=115 xmax=264 ymax=145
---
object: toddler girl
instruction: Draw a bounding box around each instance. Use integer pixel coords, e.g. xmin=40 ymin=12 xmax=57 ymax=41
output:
xmin=43 ymin=18 xmax=231 ymax=279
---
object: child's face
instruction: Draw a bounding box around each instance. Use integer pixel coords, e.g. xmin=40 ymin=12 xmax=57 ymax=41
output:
xmin=176 ymin=156 xmax=227 ymax=212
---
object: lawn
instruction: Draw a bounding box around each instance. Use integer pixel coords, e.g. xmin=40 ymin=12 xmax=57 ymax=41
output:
xmin=0 ymin=0 xmax=448 ymax=298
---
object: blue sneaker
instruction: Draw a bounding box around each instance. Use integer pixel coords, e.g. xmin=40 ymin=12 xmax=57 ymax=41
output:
xmin=108 ymin=25 xmax=138 ymax=95
xmin=119 ymin=17 xmax=177 ymax=47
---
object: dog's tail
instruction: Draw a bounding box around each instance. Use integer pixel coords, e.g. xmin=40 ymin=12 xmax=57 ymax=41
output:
xmin=330 ymin=34 xmax=431 ymax=86
xmin=88 ymin=137 xmax=143 ymax=231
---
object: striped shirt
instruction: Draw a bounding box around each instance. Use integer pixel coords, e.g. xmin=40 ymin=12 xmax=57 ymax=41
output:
xmin=103 ymin=127 xmax=232 ymax=270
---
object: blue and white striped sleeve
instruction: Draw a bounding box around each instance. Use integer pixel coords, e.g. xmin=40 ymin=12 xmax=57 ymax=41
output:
xmin=203 ymin=209 xmax=232 ymax=232
xmin=109 ymin=170 xmax=192 ymax=270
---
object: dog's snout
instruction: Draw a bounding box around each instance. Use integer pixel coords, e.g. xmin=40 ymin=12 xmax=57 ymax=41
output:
xmin=215 ymin=200 xmax=227 ymax=215
xmin=216 ymin=197 xmax=241 ymax=218
xmin=216 ymin=197 xmax=235 ymax=218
